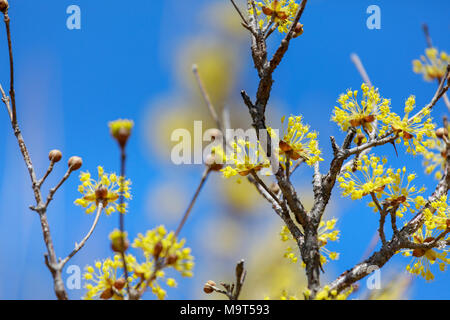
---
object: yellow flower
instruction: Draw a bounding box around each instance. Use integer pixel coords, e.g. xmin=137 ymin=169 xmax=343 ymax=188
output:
xmin=426 ymin=195 xmax=450 ymax=231
xmin=413 ymin=48 xmax=450 ymax=81
xmin=74 ymin=166 xmax=131 ymax=215
xmin=217 ymin=139 xmax=271 ymax=178
xmin=380 ymin=95 xmax=436 ymax=155
xmin=377 ymin=168 xmax=426 ymax=218
xmin=331 ymin=83 xmax=390 ymax=132
xmin=83 ymin=255 xmax=134 ymax=300
xmin=280 ymin=218 xmax=340 ymax=266
xmin=253 ymin=0 xmax=300 ymax=33
xmin=317 ymin=219 xmax=340 ymax=265
xmin=338 ymin=155 xmax=393 ymax=200
xmin=109 ymin=229 xmax=129 ymax=253
xmin=108 ymin=119 xmax=134 ymax=146
xmin=421 ymin=125 xmax=449 ymax=180
xmin=84 ymin=225 xmax=195 ymax=300
xmin=269 ymin=115 xmax=323 ymax=167
xmin=314 ymin=285 xmax=353 ymax=300
xmin=132 ymin=225 xmax=195 ymax=279
xmin=402 ymin=227 xmax=450 ymax=281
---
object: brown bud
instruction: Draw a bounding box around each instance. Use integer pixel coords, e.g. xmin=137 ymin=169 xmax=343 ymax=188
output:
xmin=412 ymin=248 xmax=426 ymax=258
xmin=435 ymin=127 xmax=448 ymax=139
xmin=95 ymin=185 xmax=108 ymax=200
xmin=48 ymin=149 xmax=62 ymax=163
xmin=113 ymin=278 xmax=126 ymax=291
xmin=100 ymin=288 xmax=114 ymax=300
xmin=166 ymin=254 xmax=178 ymax=265
xmin=355 ymin=133 xmax=365 ymax=146
xmin=203 ymin=280 xmax=216 ymax=294
xmin=205 ymin=154 xmax=223 ymax=171
xmin=269 ymin=182 xmax=280 ymax=194
xmin=0 ymin=0 xmax=9 ymax=14
xmin=262 ymin=6 xmax=273 ymax=16
xmin=68 ymin=156 xmax=83 ymax=171
xmin=116 ymin=127 xmax=130 ymax=148
xmin=293 ymin=23 xmax=304 ymax=38
xmin=153 ymin=241 xmax=163 ymax=259
xmin=111 ymin=238 xmax=129 ymax=253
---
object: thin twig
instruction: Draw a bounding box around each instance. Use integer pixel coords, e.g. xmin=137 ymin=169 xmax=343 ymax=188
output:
xmin=60 ymin=203 xmax=103 ymax=267
xmin=3 ymin=12 xmax=16 ymax=124
xmin=44 ymin=167 xmax=74 ymax=208
xmin=38 ymin=160 xmax=56 ymax=188
xmin=350 ymin=53 xmax=372 ymax=87
xmin=118 ymin=147 xmax=131 ymax=298
xmin=0 ymin=83 xmax=12 ymax=120
xmin=192 ymin=64 xmax=222 ymax=131
xmin=229 ymin=0 xmax=249 ymax=26
xmin=175 ymin=167 xmax=211 ymax=238
xmin=250 ymin=170 xmax=282 ymax=207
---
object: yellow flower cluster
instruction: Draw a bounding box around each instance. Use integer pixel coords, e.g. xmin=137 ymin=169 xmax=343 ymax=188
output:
xmin=217 ymin=139 xmax=271 ymax=179
xmin=377 ymin=168 xmax=426 ymax=218
xmin=83 ymin=255 xmax=134 ymax=300
xmin=268 ymin=115 xmax=323 ymax=167
xmin=413 ymin=48 xmax=450 ymax=81
xmin=108 ymin=119 xmax=134 ymax=138
xmin=421 ymin=125 xmax=449 ymax=180
xmin=380 ymin=95 xmax=436 ymax=155
xmin=132 ymin=225 xmax=194 ymax=279
xmin=400 ymin=195 xmax=450 ymax=281
xmin=331 ymin=83 xmax=390 ymax=133
xmin=268 ymin=285 xmax=353 ymax=300
xmin=83 ymin=226 xmax=194 ymax=300
xmin=74 ymin=166 xmax=131 ymax=215
xmin=402 ymin=227 xmax=449 ymax=281
xmin=339 ymin=155 xmax=427 ymax=217
xmin=338 ymin=155 xmax=392 ymax=201
xmin=304 ymin=285 xmax=353 ymax=300
xmin=253 ymin=0 xmax=300 ymax=33
xmin=280 ymin=218 xmax=339 ymax=266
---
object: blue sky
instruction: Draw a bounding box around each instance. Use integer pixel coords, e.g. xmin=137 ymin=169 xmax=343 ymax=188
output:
xmin=0 ymin=0 xmax=449 ymax=299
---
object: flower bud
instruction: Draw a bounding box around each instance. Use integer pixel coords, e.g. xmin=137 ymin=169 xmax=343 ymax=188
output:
xmin=95 ymin=185 xmax=108 ymax=200
xmin=100 ymin=288 xmax=113 ymax=300
xmin=269 ymin=182 xmax=280 ymax=194
xmin=293 ymin=23 xmax=304 ymax=38
xmin=109 ymin=119 xmax=134 ymax=149
xmin=68 ymin=156 xmax=83 ymax=171
xmin=48 ymin=149 xmax=62 ymax=163
xmin=0 ymin=0 xmax=9 ymax=14
xmin=354 ymin=133 xmax=365 ymax=146
xmin=435 ymin=127 xmax=448 ymax=139
xmin=166 ymin=254 xmax=178 ymax=265
xmin=262 ymin=6 xmax=273 ymax=16
xmin=153 ymin=241 xmax=163 ymax=259
xmin=203 ymin=280 xmax=216 ymax=294
xmin=113 ymin=278 xmax=126 ymax=291
xmin=109 ymin=229 xmax=129 ymax=253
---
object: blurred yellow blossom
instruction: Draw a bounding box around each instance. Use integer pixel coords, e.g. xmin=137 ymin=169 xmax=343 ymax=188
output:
xmin=413 ymin=48 xmax=450 ymax=81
